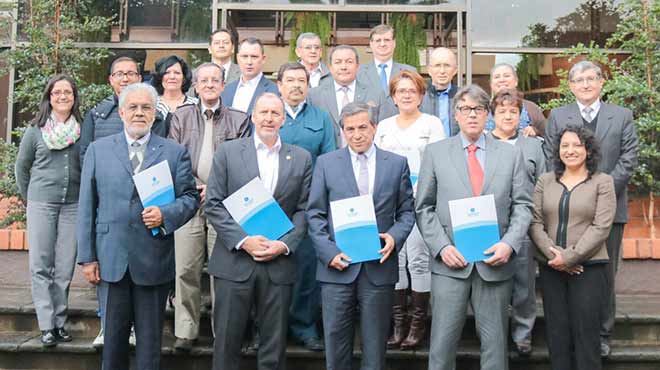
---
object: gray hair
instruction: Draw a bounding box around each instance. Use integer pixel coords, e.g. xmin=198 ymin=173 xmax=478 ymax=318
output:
xmin=253 ymin=92 xmax=285 ymax=112
xmin=490 ymin=63 xmax=518 ymax=81
xmin=329 ymin=45 xmax=360 ymax=65
xmin=453 ymin=84 xmax=491 ymax=113
xmin=193 ymin=62 xmax=225 ymax=84
xmin=118 ymin=83 xmax=158 ymax=110
xmin=339 ymin=102 xmax=376 ymax=128
xmin=568 ymin=60 xmax=603 ymax=81
xmin=296 ymin=32 xmax=321 ymax=48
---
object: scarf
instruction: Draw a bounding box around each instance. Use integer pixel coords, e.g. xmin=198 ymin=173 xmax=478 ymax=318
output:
xmin=40 ymin=113 xmax=80 ymax=150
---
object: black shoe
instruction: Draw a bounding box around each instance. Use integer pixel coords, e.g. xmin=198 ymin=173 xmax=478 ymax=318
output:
xmin=514 ymin=341 xmax=532 ymax=357
xmin=174 ymin=337 xmax=195 ymax=352
xmin=54 ymin=327 xmax=72 ymax=343
xmin=41 ymin=330 xmax=57 ymax=347
xmin=600 ymin=338 xmax=611 ymax=357
xmin=300 ymin=336 xmax=325 ymax=352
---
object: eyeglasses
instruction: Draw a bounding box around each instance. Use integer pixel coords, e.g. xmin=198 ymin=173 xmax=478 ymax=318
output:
xmin=302 ymin=45 xmax=321 ymax=51
xmin=111 ymin=71 xmax=140 ymax=79
xmin=395 ymin=88 xmax=418 ymax=96
xmin=51 ymin=90 xmax=73 ymax=98
xmin=198 ymin=78 xmax=222 ymax=85
xmin=456 ymin=105 xmax=488 ymax=115
xmin=569 ymin=76 xmax=601 ymax=85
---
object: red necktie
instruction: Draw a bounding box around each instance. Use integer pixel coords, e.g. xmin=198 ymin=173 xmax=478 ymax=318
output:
xmin=467 ymin=144 xmax=483 ymax=196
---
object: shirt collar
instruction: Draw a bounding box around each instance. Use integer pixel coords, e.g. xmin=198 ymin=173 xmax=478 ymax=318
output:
xmin=576 ymin=99 xmax=601 ymax=114
xmin=491 ymin=131 xmax=518 ymax=141
xmin=124 ymin=130 xmax=151 ymax=147
xmin=240 ymin=72 xmax=263 ymax=87
xmin=348 ymin=143 xmax=376 ymax=160
xmin=201 ymin=100 xmax=221 ymax=113
xmin=435 ymin=83 xmax=452 ymax=96
xmin=253 ymin=133 xmax=282 ymax=153
xmin=374 ymin=59 xmax=393 ymax=70
xmin=285 ymin=100 xmax=306 ymax=117
xmin=334 ymin=79 xmax=356 ymax=92
xmin=460 ymin=132 xmax=486 ymax=150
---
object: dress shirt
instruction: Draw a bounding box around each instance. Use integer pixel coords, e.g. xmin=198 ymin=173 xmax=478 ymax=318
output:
xmin=459 ymin=132 xmax=486 ymax=169
xmin=124 ymin=130 xmax=150 ymax=151
xmin=232 ymin=72 xmax=263 ymax=113
xmin=308 ymin=64 xmax=324 ymax=88
xmin=333 ymin=80 xmax=356 ymax=117
xmin=285 ymin=100 xmax=306 ymax=120
xmin=374 ymin=59 xmax=393 ymax=82
xmin=436 ymin=83 xmax=451 ymax=135
xmin=197 ymin=100 xmax=221 ymax=183
xmin=576 ymin=99 xmax=601 ymax=122
xmin=348 ymin=143 xmax=376 ymax=195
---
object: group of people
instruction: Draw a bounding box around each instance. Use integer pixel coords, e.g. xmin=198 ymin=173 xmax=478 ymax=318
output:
xmin=14 ymin=22 xmax=638 ymax=370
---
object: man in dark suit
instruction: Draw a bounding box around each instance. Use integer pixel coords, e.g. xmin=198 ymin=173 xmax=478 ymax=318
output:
xmin=220 ymin=37 xmax=279 ymax=117
xmin=205 ymin=92 xmax=313 ymax=370
xmin=543 ymin=60 xmax=639 ymax=357
xmin=307 ymin=102 xmax=415 ymax=370
xmin=77 ymin=83 xmax=200 ymax=370
xmin=357 ymin=24 xmax=416 ymax=95
xmin=308 ymin=45 xmax=390 ymax=147
xmin=420 ymin=47 xmax=460 ymax=137
xmin=416 ymin=84 xmax=533 ymax=370
xmin=208 ymin=28 xmax=241 ymax=84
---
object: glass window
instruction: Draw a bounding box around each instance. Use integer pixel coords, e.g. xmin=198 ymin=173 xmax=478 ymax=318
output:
xmin=471 ymin=0 xmax=622 ymax=48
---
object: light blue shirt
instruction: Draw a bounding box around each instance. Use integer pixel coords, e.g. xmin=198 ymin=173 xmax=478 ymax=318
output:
xmin=459 ymin=132 xmax=486 ymax=169
xmin=436 ymin=83 xmax=452 ymax=136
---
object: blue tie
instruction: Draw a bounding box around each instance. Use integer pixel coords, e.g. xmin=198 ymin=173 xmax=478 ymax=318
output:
xmin=379 ymin=64 xmax=388 ymax=92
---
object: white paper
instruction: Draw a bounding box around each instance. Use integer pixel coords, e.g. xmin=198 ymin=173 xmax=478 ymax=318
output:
xmin=330 ymin=194 xmax=377 ymax=231
xmin=132 ymin=160 xmax=174 ymax=206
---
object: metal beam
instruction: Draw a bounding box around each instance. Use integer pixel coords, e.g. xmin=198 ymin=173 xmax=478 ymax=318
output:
xmin=213 ymin=2 xmax=466 ymax=13
xmin=466 ymin=0 xmax=472 ymax=84
xmin=471 ymin=46 xmax=632 ymax=54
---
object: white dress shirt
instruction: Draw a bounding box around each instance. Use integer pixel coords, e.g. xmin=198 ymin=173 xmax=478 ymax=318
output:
xmin=333 ymin=80 xmax=356 ymax=117
xmin=348 ymin=143 xmax=376 ymax=195
xmin=232 ymin=72 xmax=263 ymax=113
xmin=374 ymin=59 xmax=394 ymax=82
xmin=576 ymin=99 xmax=601 ymax=121
xmin=308 ymin=64 xmax=324 ymax=88
xmin=285 ymin=101 xmax=306 ymax=120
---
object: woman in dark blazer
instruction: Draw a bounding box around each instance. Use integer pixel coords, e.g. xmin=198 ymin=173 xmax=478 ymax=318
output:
xmin=529 ymin=124 xmax=616 ymax=370
xmin=15 ymin=74 xmax=83 ymax=347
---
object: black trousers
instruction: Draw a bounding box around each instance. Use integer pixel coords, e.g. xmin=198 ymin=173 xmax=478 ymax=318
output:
xmin=601 ymin=223 xmax=625 ymax=338
xmin=539 ymin=264 xmax=607 ymax=370
xmin=102 ymin=271 xmax=170 ymax=370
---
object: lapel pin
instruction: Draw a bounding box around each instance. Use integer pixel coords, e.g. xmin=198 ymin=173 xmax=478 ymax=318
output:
xmin=286 ymin=155 xmax=292 ymax=160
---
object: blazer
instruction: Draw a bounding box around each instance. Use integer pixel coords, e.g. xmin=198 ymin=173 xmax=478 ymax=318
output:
xmin=420 ymin=82 xmax=460 ymax=137
xmin=225 ymin=62 xmax=242 ymax=84
xmin=76 ymin=133 xmax=200 ymax=286
xmin=529 ymin=172 xmax=616 ymax=267
xmin=513 ymin=135 xmax=546 ymax=192
xmin=357 ymin=61 xmax=416 ymax=96
xmin=543 ymin=101 xmax=638 ymax=223
xmin=308 ymin=78 xmax=389 ymax=146
xmin=415 ymin=134 xmax=533 ymax=282
xmin=307 ymin=147 xmax=415 ymax=286
xmin=205 ymin=137 xmax=313 ymax=285
xmin=220 ymin=74 xmax=280 ymax=116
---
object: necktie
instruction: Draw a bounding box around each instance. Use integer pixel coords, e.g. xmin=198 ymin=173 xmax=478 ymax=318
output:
xmin=357 ymin=153 xmax=369 ymax=195
xmin=130 ymin=141 xmax=143 ymax=173
xmin=583 ymin=106 xmax=593 ymax=122
xmin=204 ymin=108 xmax=214 ymax=120
xmin=467 ymin=144 xmax=483 ymax=196
xmin=340 ymin=86 xmax=350 ymax=112
xmin=379 ymin=63 xmax=388 ymax=92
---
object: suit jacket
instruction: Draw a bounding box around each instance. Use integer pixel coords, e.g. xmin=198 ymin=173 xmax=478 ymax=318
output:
xmin=415 ymin=134 xmax=533 ymax=282
xmin=205 ymin=137 xmax=313 ymax=285
xmin=357 ymin=61 xmax=416 ymax=96
xmin=307 ymin=147 xmax=415 ymax=286
xmin=543 ymin=101 xmax=638 ymax=223
xmin=513 ymin=135 xmax=546 ymax=192
xmin=225 ymin=62 xmax=241 ymax=84
xmin=420 ymin=83 xmax=460 ymax=137
xmin=220 ymin=74 xmax=280 ymax=116
xmin=308 ymin=78 xmax=389 ymax=146
xmin=76 ymin=133 xmax=200 ymax=285
xmin=304 ymin=61 xmax=332 ymax=88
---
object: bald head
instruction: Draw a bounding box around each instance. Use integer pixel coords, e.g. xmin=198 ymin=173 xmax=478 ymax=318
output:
xmin=428 ymin=47 xmax=458 ymax=90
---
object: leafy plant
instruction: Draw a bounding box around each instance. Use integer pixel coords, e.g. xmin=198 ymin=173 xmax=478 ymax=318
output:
xmin=285 ymin=12 xmax=331 ymax=62
xmin=0 ymin=131 xmax=25 ymax=228
xmin=391 ymin=13 xmax=427 ymax=70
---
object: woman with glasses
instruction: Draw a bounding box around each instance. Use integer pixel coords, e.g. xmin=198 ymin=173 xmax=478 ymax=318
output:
xmin=375 ymin=70 xmax=445 ymax=350
xmin=15 ymin=74 xmax=83 ymax=347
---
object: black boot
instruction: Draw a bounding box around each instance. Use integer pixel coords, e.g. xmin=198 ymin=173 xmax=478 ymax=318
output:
xmin=387 ymin=289 xmax=408 ymax=349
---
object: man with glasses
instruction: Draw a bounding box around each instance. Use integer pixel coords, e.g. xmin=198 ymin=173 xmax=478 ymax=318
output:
xmin=416 ymin=84 xmax=532 ymax=370
xmin=295 ymin=32 xmax=331 ymax=88
xmin=168 ymin=63 xmax=250 ymax=351
xmin=78 ymin=55 xmax=167 ymax=348
xmin=543 ymin=60 xmax=639 ymax=357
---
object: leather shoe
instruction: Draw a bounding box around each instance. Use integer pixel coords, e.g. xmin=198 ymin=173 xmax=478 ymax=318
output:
xmin=41 ymin=330 xmax=57 ymax=347
xmin=600 ymin=339 xmax=611 ymax=357
xmin=515 ymin=341 xmax=532 ymax=357
xmin=174 ymin=337 xmax=195 ymax=352
xmin=300 ymin=337 xmax=325 ymax=352
xmin=54 ymin=327 xmax=73 ymax=342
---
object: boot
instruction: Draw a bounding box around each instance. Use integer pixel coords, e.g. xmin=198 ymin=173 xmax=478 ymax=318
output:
xmin=400 ymin=291 xmax=429 ymax=350
xmin=387 ymin=289 xmax=408 ymax=349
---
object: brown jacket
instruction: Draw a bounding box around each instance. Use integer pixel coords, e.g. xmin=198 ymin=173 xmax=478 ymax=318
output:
xmin=529 ymin=172 xmax=616 ymax=267
xmin=524 ymin=99 xmax=547 ymax=137
xmin=169 ymin=101 xmax=250 ymax=179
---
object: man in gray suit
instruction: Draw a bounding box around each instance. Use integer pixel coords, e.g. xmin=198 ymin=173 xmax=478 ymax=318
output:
xmin=209 ymin=28 xmax=241 ymax=84
xmin=295 ymin=32 xmax=331 ymax=88
xmin=416 ymin=84 xmax=533 ymax=370
xmin=307 ymin=102 xmax=415 ymax=370
xmin=357 ymin=24 xmax=416 ymax=95
xmin=205 ymin=93 xmax=313 ymax=370
xmin=542 ymin=60 xmax=638 ymax=357
xmin=77 ymin=83 xmax=200 ymax=370
xmin=420 ymin=47 xmax=460 ymax=137
xmin=308 ymin=45 xmax=390 ymax=147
